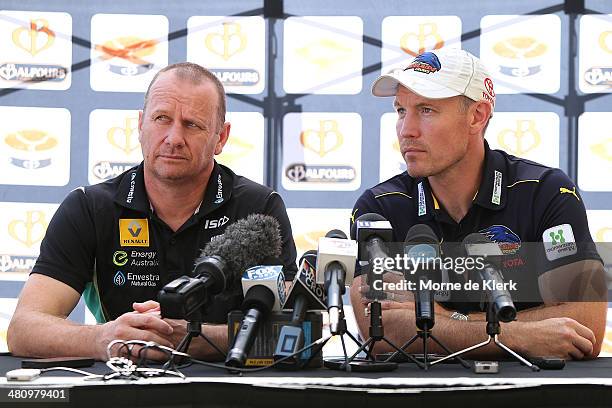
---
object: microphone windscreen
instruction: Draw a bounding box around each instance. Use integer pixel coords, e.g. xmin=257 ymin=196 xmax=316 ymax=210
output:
xmin=299 ymin=249 xmax=317 ymax=266
xmin=196 ymin=214 xmax=282 ymax=279
xmin=405 ymin=224 xmax=438 ymax=245
xmin=325 ymin=229 xmax=347 ymax=239
xmin=242 ymin=285 xmax=276 ymax=313
xmin=350 ymin=212 xmax=386 ymax=238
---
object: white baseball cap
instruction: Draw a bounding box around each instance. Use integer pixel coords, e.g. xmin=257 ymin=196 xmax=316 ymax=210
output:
xmin=371 ymin=48 xmax=496 ymax=110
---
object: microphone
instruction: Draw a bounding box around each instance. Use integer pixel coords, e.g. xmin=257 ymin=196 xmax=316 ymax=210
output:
xmin=226 ymin=265 xmax=286 ymax=368
xmin=404 ymin=224 xmax=439 ymax=331
xmin=159 ymin=214 xmax=282 ymax=320
xmin=274 ymin=251 xmax=325 ymax=365
xmin=351 ymin=213 xmax=393 ymax=301
xmin=316 ymin=230 xmax=358 ymax=334
xmin=463 ymin=233 xmax=516 ymax=323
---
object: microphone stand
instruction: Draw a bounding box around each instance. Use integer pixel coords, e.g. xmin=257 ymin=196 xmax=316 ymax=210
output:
xmin=325 ymin=264 xmax=418 ymax=371
xmin=346 ymin=300 xmax=424 ymax=369
xmin=305 ymin=306 xmax=378 ymax=372
xmin=385 ymin=290 xmax=470 ymax=370
xmin=385 ymin=318 xmax=470 ymax=370
xmin=170 ymin=310 xmax=226 ymax=365
xmin=428 ymin=301 xmax=540 ymax=371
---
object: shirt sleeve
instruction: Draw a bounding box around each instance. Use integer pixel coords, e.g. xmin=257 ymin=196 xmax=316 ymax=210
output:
xmin=263 ymin=191 xmax=298 ymax=280
xmin=31 ymin=188 xmax=96 ymax=294
xmin=533 ymin=169 xmax=602 ymax=274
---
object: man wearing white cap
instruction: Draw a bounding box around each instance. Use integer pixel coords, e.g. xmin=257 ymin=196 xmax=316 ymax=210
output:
xmin=350 ymin=48 xmax=606 ymax=359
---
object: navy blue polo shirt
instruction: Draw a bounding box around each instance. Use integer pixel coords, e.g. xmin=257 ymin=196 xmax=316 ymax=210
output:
xmin=33 ymin=161 xmax=297 ymax=323
xmin=351 ymin=141 xmax=601 ymax=313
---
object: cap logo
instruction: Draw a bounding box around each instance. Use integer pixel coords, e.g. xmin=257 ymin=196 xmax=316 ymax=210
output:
xmin=404 ymin=52 xmax=441 ymax=75
xmin=482 ymin=77 xmax=496 ymax=106
xmin=484 ymin=77 xmax=495 ymax=97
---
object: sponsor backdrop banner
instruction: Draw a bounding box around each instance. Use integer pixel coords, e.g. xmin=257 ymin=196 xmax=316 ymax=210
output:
xmin=0 ymin=0 xmax=610 ymax=353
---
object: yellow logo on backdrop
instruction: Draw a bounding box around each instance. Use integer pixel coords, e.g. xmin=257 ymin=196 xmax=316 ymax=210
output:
xmin=400 ymin=23 xmax=444 ymax=56
xmin=205 ymin=22 xmax=247 ymax=61
xmin=5 ymin=129 xmax=57 ymax=151
xmin=119 ymin=219 xmax=149 ymax=247
xmin=590 ymin=138 xmax=612 ymax=162
xmin=295 ymin=231 xmax=326 ymax=253
xmin=12 ymin=19 xmax=55 ymax=56
xmin=300 ymin=120 xmax=344 ymax=157
xmin=8 ymin=211 xmax=48 ymax=247
xmin=108 ymin=116 xmax=140 ymax=155
xmin=493 ymin=37 xmax=547 ymax=59
xmin=296 ymin=39 xmax=352 ymax=69
xmin=600 ymin=31 xmax=611 ymax=54
xmin=596 ymin=227 xmax=612 ymax=242
xmin=96 ymin=36 xmax=157 ymax=64
xmin=218 ymin=137 xmax=254 ymax=164
xmin=497 ymin=120 xmax=541 ymax=156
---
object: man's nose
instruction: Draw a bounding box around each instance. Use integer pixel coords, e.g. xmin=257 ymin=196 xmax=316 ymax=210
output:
xmin=397 ymin=114 xmax=419 ymax=139
xmin=165 ymin=121 xmax=186 ymax=146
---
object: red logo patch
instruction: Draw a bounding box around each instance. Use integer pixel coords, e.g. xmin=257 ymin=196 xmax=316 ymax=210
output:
xmin=484 ymin=77 xmax=495 ymax=97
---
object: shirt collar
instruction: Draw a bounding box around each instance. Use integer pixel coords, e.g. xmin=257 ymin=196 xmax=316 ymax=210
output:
xmin=113 ymin=161 xmax=235 ymax=216
xmin=114 ymin=162 xmax=150 ymax=214
xmin=198 ymin=161 xmax=234 ymax=217
xmin=412 ymin=140 xmax=508 ymax=219
xmin=473 ymin=140 xmax=508 ymax=211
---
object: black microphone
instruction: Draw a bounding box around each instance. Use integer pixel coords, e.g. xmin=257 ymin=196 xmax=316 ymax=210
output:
xmin=225 ymin=275 xmax=278 ymax=368
xmin=316 ymin=230 xmax=358 ymax=334
xmin=274 ymin=250 xmax=325 ymax=365
xmin=351 ymin=213 xmax=393 ymax=301
xmin=404 ymin=224 xmax=440 ymax=331
xmin=159 ymin=214 xmax=282 ymax=320
xmin=463 ymin=233 xmax=516 ymax=323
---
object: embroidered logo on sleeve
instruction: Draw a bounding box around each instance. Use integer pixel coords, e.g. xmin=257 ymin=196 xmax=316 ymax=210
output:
xmin=542 ymin=223 xmax=577 ymax=261
xmin=559 ymin=186 xmax=580 ymax=201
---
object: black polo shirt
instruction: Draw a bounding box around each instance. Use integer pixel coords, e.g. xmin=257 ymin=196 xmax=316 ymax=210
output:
xmin=33 ymin=161 xmax=297 ymax=323
xmin=351 ymin=141 xmax=601 ymax=313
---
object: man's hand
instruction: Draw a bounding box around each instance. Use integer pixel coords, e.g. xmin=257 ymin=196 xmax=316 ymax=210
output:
xmin=133 ymin=300 xmax=188 ymax=349
xmin=133 ymin=300 xmax=161 ymax=314
xmin=97 ymin=311 xmax=174 ymax=361
xmin=511 ymin=317 xmax=597 ymax=360
xmin=132 ymin=300 xmax=227 ymax=360
xmin=356 ymin=273 xmax=413 ymax=306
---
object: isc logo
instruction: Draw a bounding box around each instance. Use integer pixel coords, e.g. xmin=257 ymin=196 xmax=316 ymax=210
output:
xmin=204 ymin=216 xmax=229 ymax=229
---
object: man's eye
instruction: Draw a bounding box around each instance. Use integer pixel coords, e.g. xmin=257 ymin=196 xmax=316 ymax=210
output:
xmin=396 ymin=107 xmax=406 ymax=115
xmin=421 ymin=107 xmax=433 ymax=114
xmin=155 ymin=115 xmax=169 ymax=121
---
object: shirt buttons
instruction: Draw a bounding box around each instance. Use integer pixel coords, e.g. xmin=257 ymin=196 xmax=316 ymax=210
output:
xmin=169 ymin=238 xmax=176 ymax=245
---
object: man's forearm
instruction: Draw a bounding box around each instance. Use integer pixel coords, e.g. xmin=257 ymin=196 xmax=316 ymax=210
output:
xmin=8 ymin=311 xmax=102 ymax=359
xmin=186 ymin=324 xmax=228 ymax=361
xmin=359 ymin=301 xmax=607 ymax=359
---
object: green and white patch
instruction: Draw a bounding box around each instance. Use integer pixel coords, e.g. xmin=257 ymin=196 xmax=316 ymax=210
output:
xmin=542 ymin=223 xmax=577 ymax=261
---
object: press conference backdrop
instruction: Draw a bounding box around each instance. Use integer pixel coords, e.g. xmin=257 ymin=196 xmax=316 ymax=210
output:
xmin=0 ymin=0 xmax=610 ymax=353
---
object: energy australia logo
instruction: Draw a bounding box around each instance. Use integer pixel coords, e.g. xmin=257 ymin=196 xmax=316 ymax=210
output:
xmin=113 ymin=270 xmax=126 ymax=286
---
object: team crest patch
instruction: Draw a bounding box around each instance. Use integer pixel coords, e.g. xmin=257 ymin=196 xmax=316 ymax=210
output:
xmin=404 ymin=52 xmax=441 ymax=74
xmin=479 ymin=225 xmax=521 ymax=255
xmin=119 ymin=219 xmax=149 ymax=247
